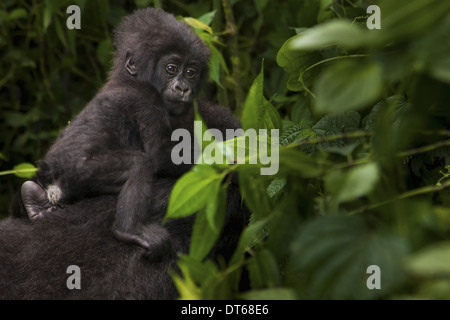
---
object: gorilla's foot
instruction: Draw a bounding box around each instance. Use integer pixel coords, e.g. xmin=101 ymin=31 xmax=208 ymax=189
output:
xmin=113 ymin=225 xmax=173 ymax=262
xmin=21 ymin=181 xmax=55 ymax=220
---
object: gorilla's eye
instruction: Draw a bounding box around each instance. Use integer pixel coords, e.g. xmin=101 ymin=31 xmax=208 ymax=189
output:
xmin=185 ymin=68 xmax=197 ymax=79
xmin=166 ymin=64 xmax=179 ymax=75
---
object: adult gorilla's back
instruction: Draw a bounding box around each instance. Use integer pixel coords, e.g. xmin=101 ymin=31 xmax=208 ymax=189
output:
xmin=0 ymin=179 xmax=247 ymax=299
xmin=0 ymin=195 xmax=177 ymax=299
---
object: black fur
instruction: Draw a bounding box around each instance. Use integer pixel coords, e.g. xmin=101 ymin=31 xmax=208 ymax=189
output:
xmin=1 ymin=181 xmax=249 ymax=299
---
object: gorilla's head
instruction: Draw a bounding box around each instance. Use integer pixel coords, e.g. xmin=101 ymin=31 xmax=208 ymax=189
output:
xmin=111 ymin=8 xmax=211 ymax=115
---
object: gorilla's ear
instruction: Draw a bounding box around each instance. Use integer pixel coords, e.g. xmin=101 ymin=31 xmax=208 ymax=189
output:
xmin=125 ymin=50 xmax=138 ymax=76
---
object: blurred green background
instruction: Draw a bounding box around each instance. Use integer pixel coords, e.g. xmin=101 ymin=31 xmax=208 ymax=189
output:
xmin=2 ymin=0 xmax=450 ymax=299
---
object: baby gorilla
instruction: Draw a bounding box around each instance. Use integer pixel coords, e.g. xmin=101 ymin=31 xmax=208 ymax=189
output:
xmin=18 ymin=8 xmax=241 ymax=257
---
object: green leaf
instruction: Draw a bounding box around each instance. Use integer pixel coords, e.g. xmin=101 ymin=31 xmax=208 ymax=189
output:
xmin=313 ymin=111 xmax=360 ymax=135
xmin=13 ymin=163 xmax=37 ymax=178
xmin=8 ymin=8 xmax=27 ymax=21
xmin=277 ymin=37 xmax=322 ymax=92
xmin=189 ymin=207 xmax=220 ymax=261
xmin=205 ymin=184 xmax=227 ymax=233
xmin=247 ymin=249 xmax=280 ymax=289
xmin=184 ymin=17 xmax=213 ymax=35
xmin=166 ymin=165 xmax=222 ymax=219
xmin=267 ymin=179 xmax=286 ymax=199
xmin=279 ymin=124 xmax=315 ymax=147
xmin=277 ymin=148 xmax=325 ymax=178
xmin=171 ymin=260 xmax=201 ymax=300
xmin=241 ymin=63 xmax=282 ymax=132
xmin=289 ymin=20 xmax=368 ymax=51
xmin=238 ymin=169 xmax=272 ymax=219
xmin=291 ymin=215 xmax=408 ymax=299
xmin=197 ymin=10 xmax=216 ymax=26
xmin=378 ymin=0 xmax=450 ymax=44
xmin=230 ymin=215 xmax=273 ymax=266
xmin=314 ymin=59 xmax=383 ymax=114
xmin=407 ymin=242 xmax=450 ymax=277
xmin=325 ymin=162 xmax=380 ymax=204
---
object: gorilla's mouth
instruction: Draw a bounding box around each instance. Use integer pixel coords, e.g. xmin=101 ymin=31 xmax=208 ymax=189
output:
xmin=166 ymin=100 xmax=191 ymax=116
xmin=165 ymin=88 xmax=193 ymax=104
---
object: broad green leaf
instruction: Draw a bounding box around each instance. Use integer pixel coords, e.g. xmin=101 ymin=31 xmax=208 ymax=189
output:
xmin=407 ymin=242 xmax=450 ymax=277
xmin=230 ymin=215 xmax=273 ymax=266
xmin=241 ymin=63 xmax=282 ymax=132
xmin=171 ymin=261 xmax=201 ymax=300
xmin=189 ymin=207 xmax=220 ymax=261
xmin=377 ymin=0 xmax=450 ymax=44
xmin=4 ymin=112 xmax=28 ymax=128
xmin=220 ymin=134 xmax=279 ymax=175
xmin=197 ymin=10 xmax=216 ymax=26
xmin=289 ymin=20 xmax=367 ymax=51
xmin=8 ymin=9 xmax=27 ymax=21
xmin=325 ymin=162 xmax=380 ymax=203
xmin=177 ymin=255 xmax=219 ymax=286
xmin=277 ymin=148 xmax=325 ymax=178
xmin=205 ymin=184 xmax=227 ymax=233
xmin=238 ymin=169 xmax=272 ymax=219
xmin=279 ymin=124 xmax=315 ymax=147
xmin=267 ymin=179 xmax=286 ymax=199
xmin=247 ymin=249 xmax=280 ymax=289
xmin=291 ymin=215 xmax=408 ymax=299
xmin=205 ymin=40 xmax=229 ymax=88
xmin=314 ymin=59 xmax=383 ymax=113
xmin=277 ymin=36 xmax=322 ymax=92
xmin=417 ymin=280 xmax=450 ymax=300
xmin=313 ymin=111 xmax=360 ymax=135
xmin=166 ymin=165 xmax=222 ymax=219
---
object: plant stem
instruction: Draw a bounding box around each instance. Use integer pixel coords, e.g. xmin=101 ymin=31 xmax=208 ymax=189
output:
xmin=222 ymin=0 xmax=245 ymax=112
xmin=350 ymin=179 xmax=450 ymax=215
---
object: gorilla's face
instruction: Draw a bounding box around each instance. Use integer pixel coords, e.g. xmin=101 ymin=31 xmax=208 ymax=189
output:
xmin=159 ymin=55 xmax=199 ymax=103
xmin=125 ymin=51 xmax=204 ymax=116
xmin=156 ymin=54 xmax=202 ymax=115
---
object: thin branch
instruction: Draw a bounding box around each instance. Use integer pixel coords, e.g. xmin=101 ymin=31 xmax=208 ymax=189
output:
xmin=222 ymin=0 xmax=245 ymax=111
xmin=350 ymin=179 xmax=450 ymax=215
xmin=396 ymin=139 xmax=450 ymax=158
xmin=286 ymin=130 xmax=373 ymax=149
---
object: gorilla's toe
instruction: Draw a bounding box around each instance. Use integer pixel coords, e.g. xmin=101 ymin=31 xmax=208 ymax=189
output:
xmin=21 ymin=181 xmax=53 ymax=220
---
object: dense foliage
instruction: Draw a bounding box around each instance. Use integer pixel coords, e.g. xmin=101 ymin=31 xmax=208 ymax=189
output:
xmin=2 ymin=0 xmax=450 ymax=299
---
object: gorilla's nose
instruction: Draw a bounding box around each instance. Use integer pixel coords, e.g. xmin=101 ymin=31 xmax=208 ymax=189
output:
xmin=175 ymin=84 xmax=190 ymax=96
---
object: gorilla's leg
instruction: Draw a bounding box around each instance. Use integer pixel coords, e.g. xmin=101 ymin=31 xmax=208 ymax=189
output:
xmin=20 ymin=181 xmax=57 ymax=220
xmin=112 ymin=159 xmax=172 ymax=260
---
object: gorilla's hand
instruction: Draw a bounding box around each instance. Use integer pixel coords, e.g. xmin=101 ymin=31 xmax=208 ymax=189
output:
xmin=21 ymin=181 xmax=57 ymax=220
xmin=113 ymin=223 xmax=173 ymax=262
